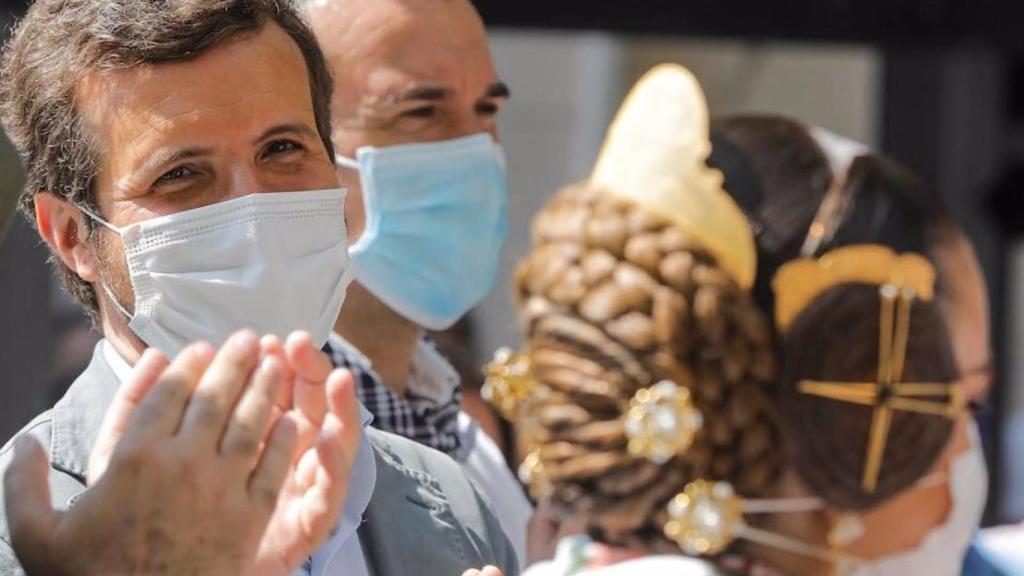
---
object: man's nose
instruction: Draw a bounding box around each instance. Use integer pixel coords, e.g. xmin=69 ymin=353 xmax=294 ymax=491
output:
xmin=448 ymin=108 xmax=497 ymax=142
xmin=225 ymin=165 xmax=266 ymax=198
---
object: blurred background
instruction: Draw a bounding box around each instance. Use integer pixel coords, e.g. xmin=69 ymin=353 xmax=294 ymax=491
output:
xmin=1 ymin=0 xmax=1023 ymax=525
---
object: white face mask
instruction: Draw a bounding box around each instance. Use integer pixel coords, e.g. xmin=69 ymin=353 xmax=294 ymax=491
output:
xmin=852 ymin=421 xmax=988 ymax=576
xmin=81 ymin=188 xmax=352 ymax=358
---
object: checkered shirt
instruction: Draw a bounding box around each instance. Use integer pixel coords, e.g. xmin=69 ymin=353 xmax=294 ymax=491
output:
xmin=324 ymin=335 xmax=463 ymax=458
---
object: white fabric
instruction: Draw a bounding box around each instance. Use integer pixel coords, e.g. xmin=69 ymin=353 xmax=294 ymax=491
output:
xmin=100 ymin=340 xmax=375 ymax=576
xmin=102 ymin=340 xmax=134 ymax=385
xmin=977 ymin=523 xmax=1024 ymax=573
xmin=523 ymin=536 xmax=716 ymax=576
xmin=808 ymin=126 xmax=869 ymax=180
xmin=408 ymin=340 xmax=462 ymax=405
xmin=526 ymin=557 xmax=717 ymax=576
xmin=83 ymin=189 xmax=352 ymax=359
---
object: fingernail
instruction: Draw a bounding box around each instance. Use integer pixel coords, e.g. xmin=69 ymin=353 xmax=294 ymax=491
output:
xmin=260 ymin=334 xmax=281 ymax=350
xmin=140 ymin=347 xmax=166 ymax=365
xmin=231 ymin=330 xmax=259 ymax=353
xmin=188 ymin=341 xmax=215 ymax=361
xmin=260 ymin=355 xmax=282 ymax=376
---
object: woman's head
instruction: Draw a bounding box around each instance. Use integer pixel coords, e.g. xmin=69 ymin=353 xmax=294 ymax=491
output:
xmin=780 ymin=281 xmax=958 ymax=509
xmin=709 ymin=115 xmax=982 ymax=556
xmin=513 ymin=183 xmax=780 ymax=546
xmin=709 ymin=115 xmax=959 ymax=311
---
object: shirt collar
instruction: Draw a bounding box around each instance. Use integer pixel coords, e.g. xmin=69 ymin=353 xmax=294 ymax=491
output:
xmin=407 ymin=339 xmax=461 ymax=406
xmin=102 ymin=339 xmax=134 ymax=386
xmin=326 ymin=333 xmax=464 ymax=457
xmin=327 ymin=334 xmax=462 ymax=407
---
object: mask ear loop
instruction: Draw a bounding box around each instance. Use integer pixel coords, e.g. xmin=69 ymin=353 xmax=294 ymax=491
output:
xmin=76 ymin=204 xmax=134 ymax=321
xmin=77 ymin=204 xmax=121 ymax=235
xmin=334 ymin=154 xmax=360 ymax=172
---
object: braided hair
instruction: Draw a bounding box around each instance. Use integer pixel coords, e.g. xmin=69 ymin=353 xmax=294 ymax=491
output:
xmin=514 ymin=183 xmax=779 ymax=546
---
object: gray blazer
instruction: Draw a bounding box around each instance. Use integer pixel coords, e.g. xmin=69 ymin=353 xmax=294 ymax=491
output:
xmin=0 ymin=344 xmax=519 ymax=576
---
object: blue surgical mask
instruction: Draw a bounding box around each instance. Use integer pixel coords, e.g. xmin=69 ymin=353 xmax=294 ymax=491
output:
xmin=336 ymin=133 xmax=509 ymax=330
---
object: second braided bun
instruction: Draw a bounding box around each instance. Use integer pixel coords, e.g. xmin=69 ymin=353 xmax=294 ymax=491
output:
xmin=515 ymin=183 xmax=780 ymax=546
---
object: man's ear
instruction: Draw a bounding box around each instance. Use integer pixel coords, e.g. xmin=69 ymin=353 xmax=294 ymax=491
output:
xmin=34 ymin=192 xmax=99 ymax=283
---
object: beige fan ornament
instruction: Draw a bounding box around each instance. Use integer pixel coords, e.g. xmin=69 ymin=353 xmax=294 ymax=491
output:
xmin=590 ymin=63 xmax=756 ymax=290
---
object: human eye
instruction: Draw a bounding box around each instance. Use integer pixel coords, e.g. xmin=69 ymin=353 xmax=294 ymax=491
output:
xmin=401 ymin=106 xmax=437 ymax=119
xmin=263 ymin=139 xmax=305 ymax=158
xmin=153 ymin=165 xmax=197 ymax=187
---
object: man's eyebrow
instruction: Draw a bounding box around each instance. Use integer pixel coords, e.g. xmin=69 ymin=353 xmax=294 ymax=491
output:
xmin=482 ymin=81 xmax=511 ymax=99
xmin=113 ymin=146 xmax=212 ymax=197
xmin=389 ymin=85 xmax=454 ymax=104
xmin=255 ymin=123 xmax=321 ymax=143
xmin=133 ymin=147 xmax=212 ymax=179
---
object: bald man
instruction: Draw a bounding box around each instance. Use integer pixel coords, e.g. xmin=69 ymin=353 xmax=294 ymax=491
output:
xmin=304 ymin=0 xmax=532 ymax=564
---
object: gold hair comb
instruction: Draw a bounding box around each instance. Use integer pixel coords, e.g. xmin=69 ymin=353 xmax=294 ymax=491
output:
xmin=772 ymin=244 xmax=936 ymax=333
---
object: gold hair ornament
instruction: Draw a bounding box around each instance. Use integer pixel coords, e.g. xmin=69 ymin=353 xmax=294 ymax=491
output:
xmin=590 ymin=64 xmax=756 ymax=290
xmin=624 ymin=380 xmax=704 ymax=465
xmin=663 ymin=479 xmax=858 ymax=569
xmin=797 ymin=284 xmax=965 ymax=492
xmin=772 ymin=244 xmax=936 ymax=333
xmin=482 ymin=348 xmax=538 ymax=421
xmin=799 ymin=171 xmax=852 ymax=258
xmin=518 ymin=445 xmax=552 ymax=500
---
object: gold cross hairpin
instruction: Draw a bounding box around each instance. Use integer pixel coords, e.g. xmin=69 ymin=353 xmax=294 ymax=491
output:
xmin=798 ymin=284 xmax=964 ymax=492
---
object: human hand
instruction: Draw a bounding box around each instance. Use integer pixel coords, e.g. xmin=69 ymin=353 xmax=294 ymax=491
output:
xmin=82 ymin=330 xmax=362 ymax=576
xmin=5 ymin=332 xmax=300 ymax=575
xmin=248 ymin=331 xmax=361 ymax=575
xmin=527 ymin=497 xmax=585 ymax=566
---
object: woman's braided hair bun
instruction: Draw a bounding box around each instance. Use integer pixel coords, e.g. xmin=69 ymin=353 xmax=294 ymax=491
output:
xmin=514 ymin=183 xmax=782 ymax=546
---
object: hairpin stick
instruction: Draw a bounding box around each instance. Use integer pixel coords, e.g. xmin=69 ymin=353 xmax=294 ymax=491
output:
xmin=890 ymin=288 xmax=915 ymax=383
xmin=663 ymin=479 xmax=860 ymax=570
xmin=797 ymin=285 xmax=962 ymax=493
xmin=877 ymin=284 xmax=898 ymax=384
xmin=888 ymin=397 xmax=962 ymax=417
xmin=862 ymin=401 xmax=893 ymax=492
xmin=890 ymin=383 xmax=958 ymax=396
xmin=799 ymin=382 xmax=878 ymax=396
xmin=799 ymin=385 xmax=879 ymax=407
xmin=799 ymin=382 xmax=879 ymax=404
